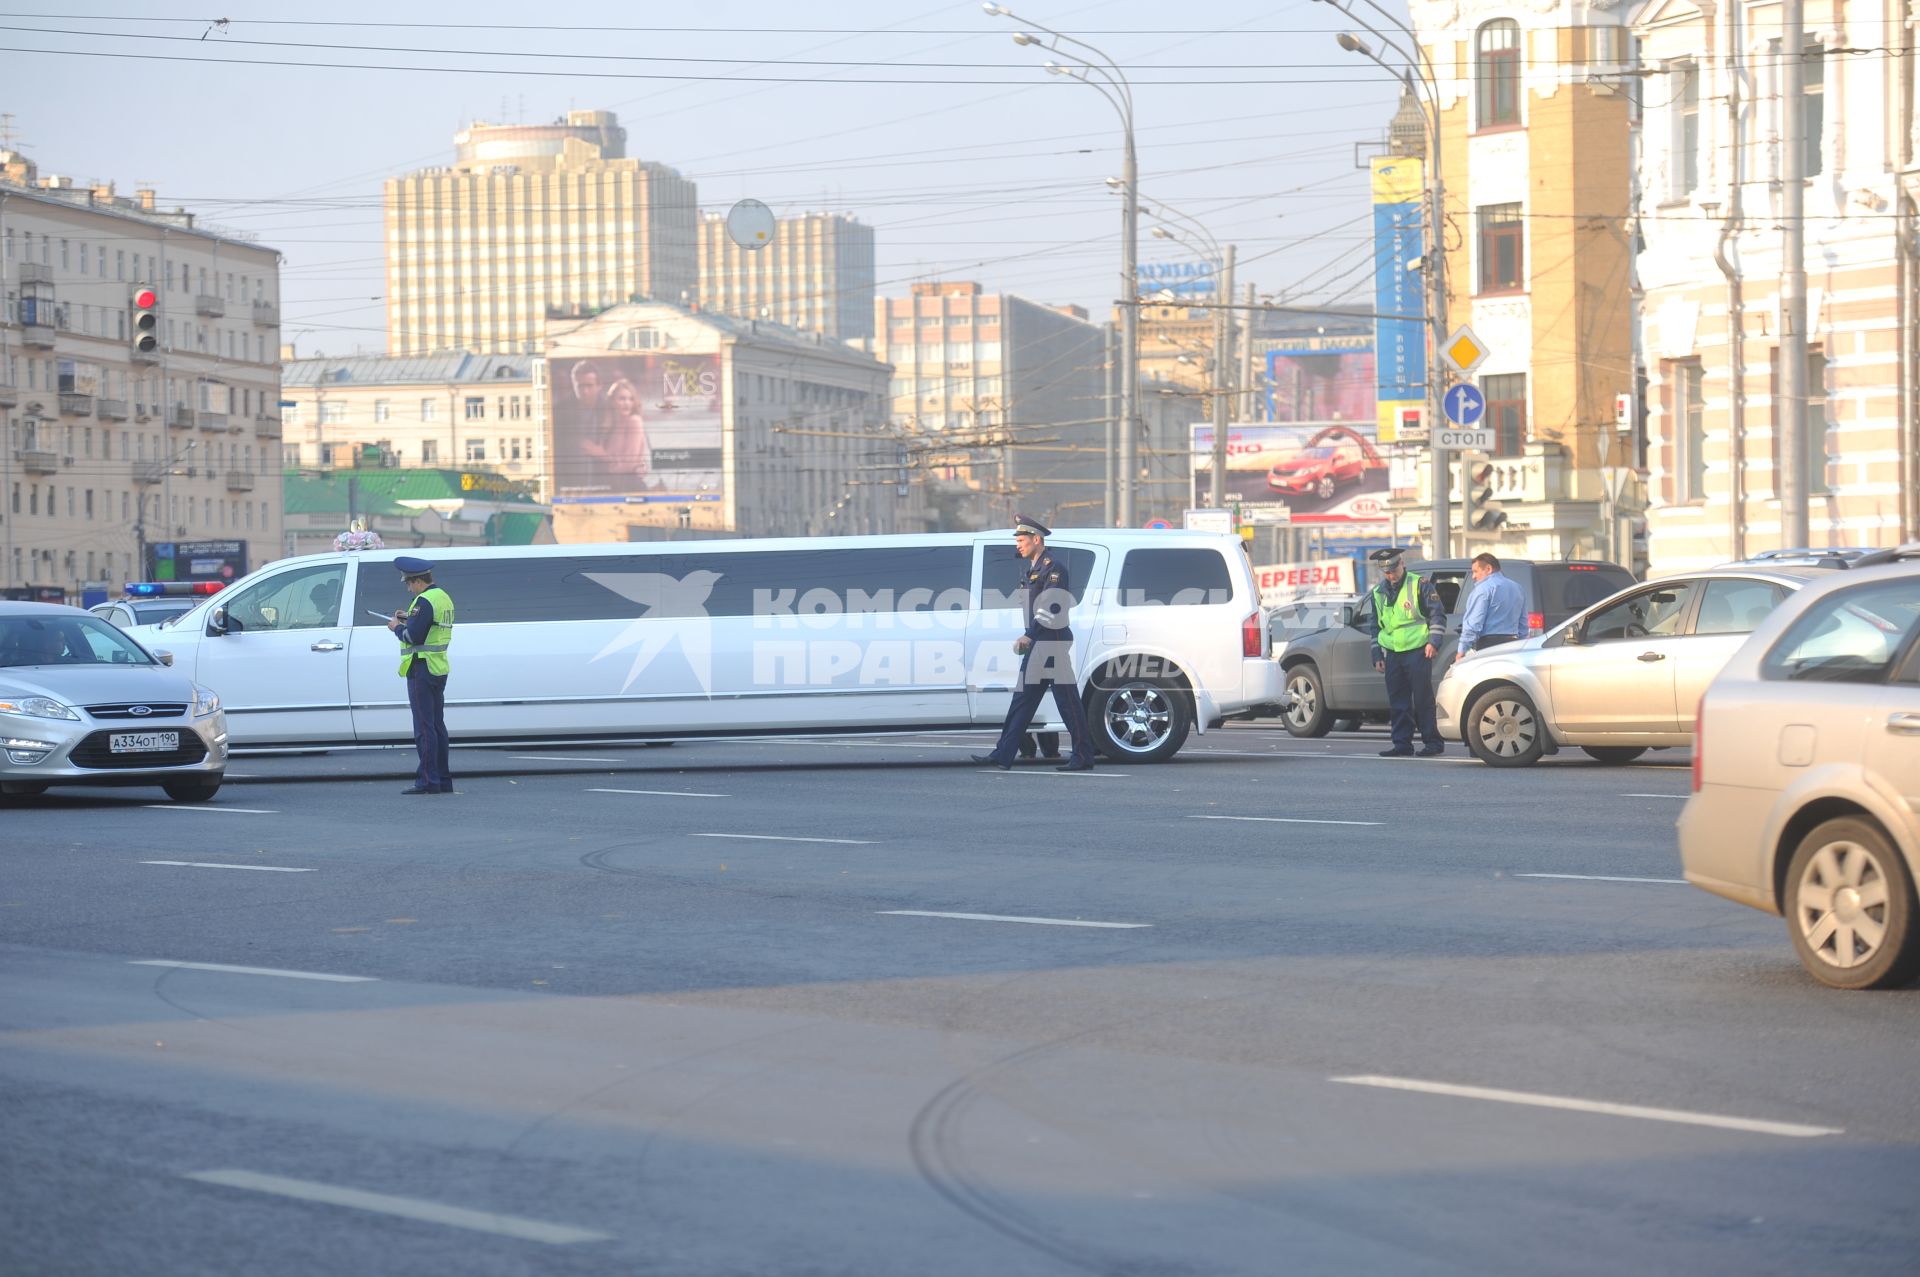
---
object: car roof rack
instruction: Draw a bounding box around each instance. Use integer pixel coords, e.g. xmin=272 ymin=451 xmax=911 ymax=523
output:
xmin=1848 ymin=544 xmax=1920 ymax=569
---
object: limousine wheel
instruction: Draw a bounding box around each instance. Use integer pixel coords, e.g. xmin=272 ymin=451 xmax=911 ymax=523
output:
xmin=1784 ymin=817 xmax=1920 ymax=990
xmin=1282 ymin=664 xmax=1332 ymax=738
xmin=1091 ymin=677 xmax=1190 ymax=763
xmin=162 ymin=778 xmax=222 ymax=804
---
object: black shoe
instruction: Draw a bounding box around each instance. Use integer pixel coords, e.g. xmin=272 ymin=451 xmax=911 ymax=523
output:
xmin=400 ymin=786 xmax=436 ymax=795
xmin=1055 ymin=761 xmax=1095 ymax=772
xmin=1378 ymin=747 xmax=1415 ymax=758
xmin=970 ymin=754 xmax=1012 ymax=771
xmin=1417 ymin=745 xmax=1444 ymax=757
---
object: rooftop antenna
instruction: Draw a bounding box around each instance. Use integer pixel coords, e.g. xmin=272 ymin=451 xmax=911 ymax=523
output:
xmin=0 ymin=113 xmax=25 ymax=151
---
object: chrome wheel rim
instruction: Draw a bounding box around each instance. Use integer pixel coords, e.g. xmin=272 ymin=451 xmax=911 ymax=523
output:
xmin=1795 ymin=839 xmax=1892 ymax=970
xmin=1284 ymin=673 xmax=1317 ymax=730
xmin=1474 ymin=698 xmax=1537 ymax=757
xmin=1102 ymin=684 xmax=1173 ymax=755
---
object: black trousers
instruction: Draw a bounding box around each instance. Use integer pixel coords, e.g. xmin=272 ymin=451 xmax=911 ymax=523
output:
xmin=987 ymin=644 xmax=1095 ymax=767
xmin=1382 ymin=647 xmax=1439 ymax=750
xmin=1473 ymin=634 xmax=1519 ymax=651
xmin=407 ymin=668 xmax=452 ymax=791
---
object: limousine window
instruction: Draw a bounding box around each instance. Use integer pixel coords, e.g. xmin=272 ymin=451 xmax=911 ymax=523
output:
xmin=353 ymin=548 xmax=972 ymax=625
xmin=980 ymin=544 xmax=1094 ymax=609
xmin=1117 ymin=548 xmax=1233 ymax=607
xmin=223 ymin=564 xmax=346 ymax=632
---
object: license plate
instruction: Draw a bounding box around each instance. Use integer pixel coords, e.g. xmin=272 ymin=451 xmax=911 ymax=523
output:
xmin=109 ymin=731 xmax=179 ymax=753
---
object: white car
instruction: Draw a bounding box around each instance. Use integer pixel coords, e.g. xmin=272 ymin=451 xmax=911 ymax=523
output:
xmin=1679 ymin=556 xmax=1920 ymax=989
xmin=1434 ymin=564 xmax=1837 ymax=766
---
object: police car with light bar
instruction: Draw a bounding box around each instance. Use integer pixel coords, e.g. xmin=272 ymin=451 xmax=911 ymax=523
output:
xmin=90 ymin=582 xmax=225 ymax=633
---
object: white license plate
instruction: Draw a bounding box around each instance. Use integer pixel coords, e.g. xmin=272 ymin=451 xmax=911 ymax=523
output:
xmin=109 ymin=731 xmax=179 ymax=753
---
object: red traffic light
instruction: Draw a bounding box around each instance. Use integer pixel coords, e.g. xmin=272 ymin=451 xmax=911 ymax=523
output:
xmin=132 ymin=287 xmax=157 ymax=309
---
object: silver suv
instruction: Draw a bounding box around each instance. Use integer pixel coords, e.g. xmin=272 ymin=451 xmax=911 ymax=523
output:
xmin=1678 ymin=556 xmax=1920 ymax=989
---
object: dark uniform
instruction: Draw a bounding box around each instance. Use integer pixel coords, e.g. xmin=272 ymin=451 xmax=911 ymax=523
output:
xmin=389 ymin=556 xmax=455 ymax=794
xmin=1361 ymin=547 xmax=1447 ymax=757
xmin=972 ymin=516 xmax=1097 ymax=772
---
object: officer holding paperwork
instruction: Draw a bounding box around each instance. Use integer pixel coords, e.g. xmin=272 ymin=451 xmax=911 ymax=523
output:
xmin=1362 ymin=546 xmax=1447 ymax=758
xmin=972 ymin=514 xmax=1097 ymax=772
xmin=387 ymin=556 xmax=455 ymax=795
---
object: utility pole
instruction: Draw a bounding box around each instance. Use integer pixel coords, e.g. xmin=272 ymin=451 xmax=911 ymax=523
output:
xmin=1778 ymin=0 xmax=1810 ymax=549
xmin=1119 ymin=137 xmax=1140 ymax=527
xmin=1104 ymin=324 xmax=1117 ymax=525
xmin=1208 ymin=244 xmax=1237 ymax=508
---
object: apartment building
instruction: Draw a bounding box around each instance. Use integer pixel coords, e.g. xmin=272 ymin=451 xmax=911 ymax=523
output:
xmin=698 ymin=211 xmax=875 ymax=342
xmin=873 ymin=282 xmax=1107 ymax=529
xmin=0 ymin=149 xmax=283 ymax=598
xmin=1636 ymin=0 xmax=1920 ymax=567
xmin=280 ymin=351 xmax=541 ymax=485
xmin=1409 ymin=0 xmax=1641 ymax=563
xmin=385 ymin=111 xmax=699 ymax=356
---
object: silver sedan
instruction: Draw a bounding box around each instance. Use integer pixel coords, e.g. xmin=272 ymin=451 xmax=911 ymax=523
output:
xmin=1434 ymin=566 xmax=1834 ymax=767
xmin=0 ymin=603 xmax=228 ymax=802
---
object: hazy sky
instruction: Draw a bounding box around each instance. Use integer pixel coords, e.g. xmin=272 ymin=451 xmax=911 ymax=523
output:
xmin=4 ymin=1 xmax=1405 ymax=356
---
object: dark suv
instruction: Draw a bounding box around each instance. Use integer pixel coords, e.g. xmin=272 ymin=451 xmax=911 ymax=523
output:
xmin=1277 ymin=557 xmax=1636 ymax=736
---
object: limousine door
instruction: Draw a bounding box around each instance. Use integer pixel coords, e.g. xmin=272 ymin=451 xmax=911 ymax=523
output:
xmin=966 ymin=542 xmax=1103 ymax=725
xmin=192 ymin=560 xmax=357 ymax=745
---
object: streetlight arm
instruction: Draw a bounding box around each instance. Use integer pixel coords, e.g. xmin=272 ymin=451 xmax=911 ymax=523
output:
xmin=992 ymin=6 xmax=1132 ymax=106
xmin=1347 ymin=0 xmax=1442 ymax=93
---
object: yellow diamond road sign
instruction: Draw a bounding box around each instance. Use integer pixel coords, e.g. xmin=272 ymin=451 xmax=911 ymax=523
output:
xmin=1441 ymin=325 xmax=1490 ymax=376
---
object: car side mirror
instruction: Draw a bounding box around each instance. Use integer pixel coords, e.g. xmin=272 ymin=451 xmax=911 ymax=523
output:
xmin=208 ymin=606 xmax=228 ymax=636
xmin=154 ymin=649 xmax=174 ymax=667
xmin=1564 ymin=623 xmax=1583 ymax=646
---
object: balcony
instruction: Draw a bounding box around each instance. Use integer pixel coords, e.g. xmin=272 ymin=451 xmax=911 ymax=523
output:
xmin=58 ymin=392 xmax=94 ymax=417
xmin=252 ymin=300 xmax=279 ymax=326
xmin=0 ymin=383 xmax=16 ymax=408
xmin=134 ymin=460 xmax=166 ymax=486
xmin=224 ymin=469 xmax=255 ymax=493
xmin=254 ymin=414 xmax=282 ymax=439
xmin=167 ymin=405 xmax=194 ymax=429
xmin=98 ymin=398 xmax=129 ymax=420
xmin=195 ymin=294 xmax=226 ymax=318
xmin=197 ymin=411 xmax=230 ymax=433
xmin=17 ymin=262 xmax=52 ymax=286
xmin=22 ymin=324 xmax=55 ymax=349
xmin=20 ymin=449 xmax=58 ymax=475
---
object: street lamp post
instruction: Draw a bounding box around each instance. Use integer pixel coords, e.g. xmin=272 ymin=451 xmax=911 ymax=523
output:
xmin=989 ymin=4 xmax=1139 ymax=526
xmin=1325 ymin=0 xmax=1453 ymax=556
xmin=1150 ymin=216 xmax=1236 ymax=510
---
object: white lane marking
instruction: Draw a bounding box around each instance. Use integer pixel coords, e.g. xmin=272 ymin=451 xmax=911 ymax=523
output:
xmin=141 ymin=805 xmax=278 ymax=815
xmin=693 ymin=832 xmax=874 ymax=845
xmin=879 ymin=910 xmax=1150 ymax=929
xmin=586 ymin=787 xmax=727 ymax=799
xmin=990 ymin=769 xmax=1122 ymax=779
xmin=1243 ymin=750 xmax=1479 ymax=765
xmin=1622 ymin=793 xmax=1689 ymax=799
xmin=512 ymin=754 xmax=624 ymax=763
xmin=1189 ymin=814 xmax=1383 ymax=827
xmin=182 ymin=1170 xmax=611 ymax=1244
xmin=141 ymin=860 xmax=315 ymax=873
xmin=1330 ymin=1075 xmax=1843 ymax=1138
xmin=130 ymin=960 xmax=375 ymax=983
xmin=1517 ymin=872 xmax=1688 ymax=885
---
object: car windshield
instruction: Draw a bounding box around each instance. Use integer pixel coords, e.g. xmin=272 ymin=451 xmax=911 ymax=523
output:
xmin=0 ymin=615 xmax=158 ymax=667
xmin=1294 ymin=447 xmax=1337 ymax=459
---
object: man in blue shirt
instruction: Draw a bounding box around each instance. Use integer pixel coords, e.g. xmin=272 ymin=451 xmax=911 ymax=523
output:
xmin=1454 ymin=552 xmax=1528 ymax=659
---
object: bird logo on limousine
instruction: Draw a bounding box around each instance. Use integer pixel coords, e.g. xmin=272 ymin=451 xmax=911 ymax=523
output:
xmin=584 ymin=570 xmax=723 ymax=693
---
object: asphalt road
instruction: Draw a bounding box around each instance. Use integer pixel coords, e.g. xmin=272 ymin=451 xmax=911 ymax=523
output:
xmin=3 ymin=725 xmax=1916 ymax=1276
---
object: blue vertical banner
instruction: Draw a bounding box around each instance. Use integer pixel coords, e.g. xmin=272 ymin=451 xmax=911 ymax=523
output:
xmin=1370 ymin=156 xmax=1426 ymax=443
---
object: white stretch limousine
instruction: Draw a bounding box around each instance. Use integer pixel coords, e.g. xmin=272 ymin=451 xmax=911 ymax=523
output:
xmin=128 ymin=531 xmax=1285 ymax=762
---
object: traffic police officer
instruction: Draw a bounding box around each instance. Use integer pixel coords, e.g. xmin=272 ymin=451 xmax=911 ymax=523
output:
xmin=388 ymin=556 xmax=455 ymax=794
xmin=1362 ymin=547 xmax=1447 ymax=757
xmin=971 ymin=515 xmax=1097 ymax=771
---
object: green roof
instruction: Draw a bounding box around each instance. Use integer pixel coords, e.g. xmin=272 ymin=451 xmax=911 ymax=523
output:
xmin=281 ymin=469 xmax=544 ymax=518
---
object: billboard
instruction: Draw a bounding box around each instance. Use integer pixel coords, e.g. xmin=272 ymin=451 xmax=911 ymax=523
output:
xmin=1370 ymin=156 xmax=1427 ymax=443
xmin=1251 ymin=559 xmax=1356 ymax=608
xmin=1191 ymin=422 xmax=1390 ymax=524
xmin=1265 ymin=341 xmax=1374 ymax=424
xmin=548 ymin=354 xmax=723 ymax=500
xmin=148 ymin=539 xmax=247 ymax=584
xmin=1137 ymin=260 xmax=1216 ymax=300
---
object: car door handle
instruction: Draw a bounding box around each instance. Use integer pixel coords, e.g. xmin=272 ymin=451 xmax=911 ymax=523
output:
xmin=1636 ymin=651 xmax=1666 ymax=662
xmin=1887 ymin=713 xmax=1920 ymax=735
xmin=310 ymin=640 xmax=344 ymax=653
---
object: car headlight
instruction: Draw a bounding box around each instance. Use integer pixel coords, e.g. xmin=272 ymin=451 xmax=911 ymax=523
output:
xmin=191 ymin=684 xmax=222 ymax=717
xmin=0 ymin=696 xmax=80 ymax=721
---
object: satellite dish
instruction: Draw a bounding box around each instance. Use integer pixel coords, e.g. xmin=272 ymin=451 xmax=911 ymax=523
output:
xmin=725 ymin=199 xmax=776 ymax=251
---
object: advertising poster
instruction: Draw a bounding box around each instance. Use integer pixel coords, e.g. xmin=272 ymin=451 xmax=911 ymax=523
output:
xmin=1265 ymin=338 xmax=1374 ymax=424
xmin=1370 ymin=156 xmax=1427 ymax=443
xmin=1191 ymin=422 xmax=1390 ymax=524
xmin=1251 ymin=559 xmax=1356 ymax=608
xmin=548 ymin=354 xmax=723 ymax=500
xmin=148 ymin=539 xmax=247 ymax=584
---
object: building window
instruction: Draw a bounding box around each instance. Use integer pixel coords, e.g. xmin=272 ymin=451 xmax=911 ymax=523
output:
xmin=1802 ymin=42 xmax=1825 ymax=178
xmin=421 ymin=439 xmax=438 ymax=465
xmin=421 ymin=398 xmax=438 ymax=421
xmin=1477 ymin=204 xmax=1524 ymax=294
xmin=1484 ymin=373 xmax=1527 ymax=457
xmin=318 ymin=401 xmax=346 ymax=424
xmin=374 ymin=399 xmax=391 ymax=422
xmin=1477 ymin=20 xmax=1522 ymax=128
xmin=464 ymin=396 xmax=485 ymax=420
xmin=1671 ymin=359 xmax=1707 ymax=501
xmin=1673 ymin=62 xmax=1700 ymax=197
xmin=465 ymin=438 xmax=486 ymax=462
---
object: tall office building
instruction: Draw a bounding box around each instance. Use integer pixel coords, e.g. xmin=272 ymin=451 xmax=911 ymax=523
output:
xmin=384 ymin=111 xmax=698 ymax=356
xmin=697 ymin=211 xmax=875 ymax=342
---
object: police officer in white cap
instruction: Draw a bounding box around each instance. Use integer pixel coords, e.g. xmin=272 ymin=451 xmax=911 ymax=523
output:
xmin=971 ymin=515 xmax=1096 ymax=771
xmin=388 ymin=556 xmax=456 ymax=794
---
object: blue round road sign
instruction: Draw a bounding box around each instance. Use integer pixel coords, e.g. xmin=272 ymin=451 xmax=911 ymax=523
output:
xmin=1443 ymin=383 xmax=1485 ymax=427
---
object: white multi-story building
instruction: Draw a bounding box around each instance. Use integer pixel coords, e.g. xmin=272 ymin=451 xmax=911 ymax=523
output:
xmin=698 ymin=211 xmax=875 ymax=342
xmin=0 ymin=149 xmax=284 ymax=597
xmin=1635 ymin=0 xmax=1920 ymax=567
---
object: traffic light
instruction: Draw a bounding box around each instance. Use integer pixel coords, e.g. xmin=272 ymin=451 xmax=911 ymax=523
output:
xmin=130 ymin=285 xmax=158 ymax=353
xmin=1470 ymin=463 xmax=1508 ymax=530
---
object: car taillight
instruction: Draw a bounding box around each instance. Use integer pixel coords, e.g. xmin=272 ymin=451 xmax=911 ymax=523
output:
xmin=1691 ymin=695 xmax=1705 ymax=792
xmin=1527 ymin=611 xmax=1544 ymax=635
xmin=1243 ymin=611 xmax=1264 ymax=658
